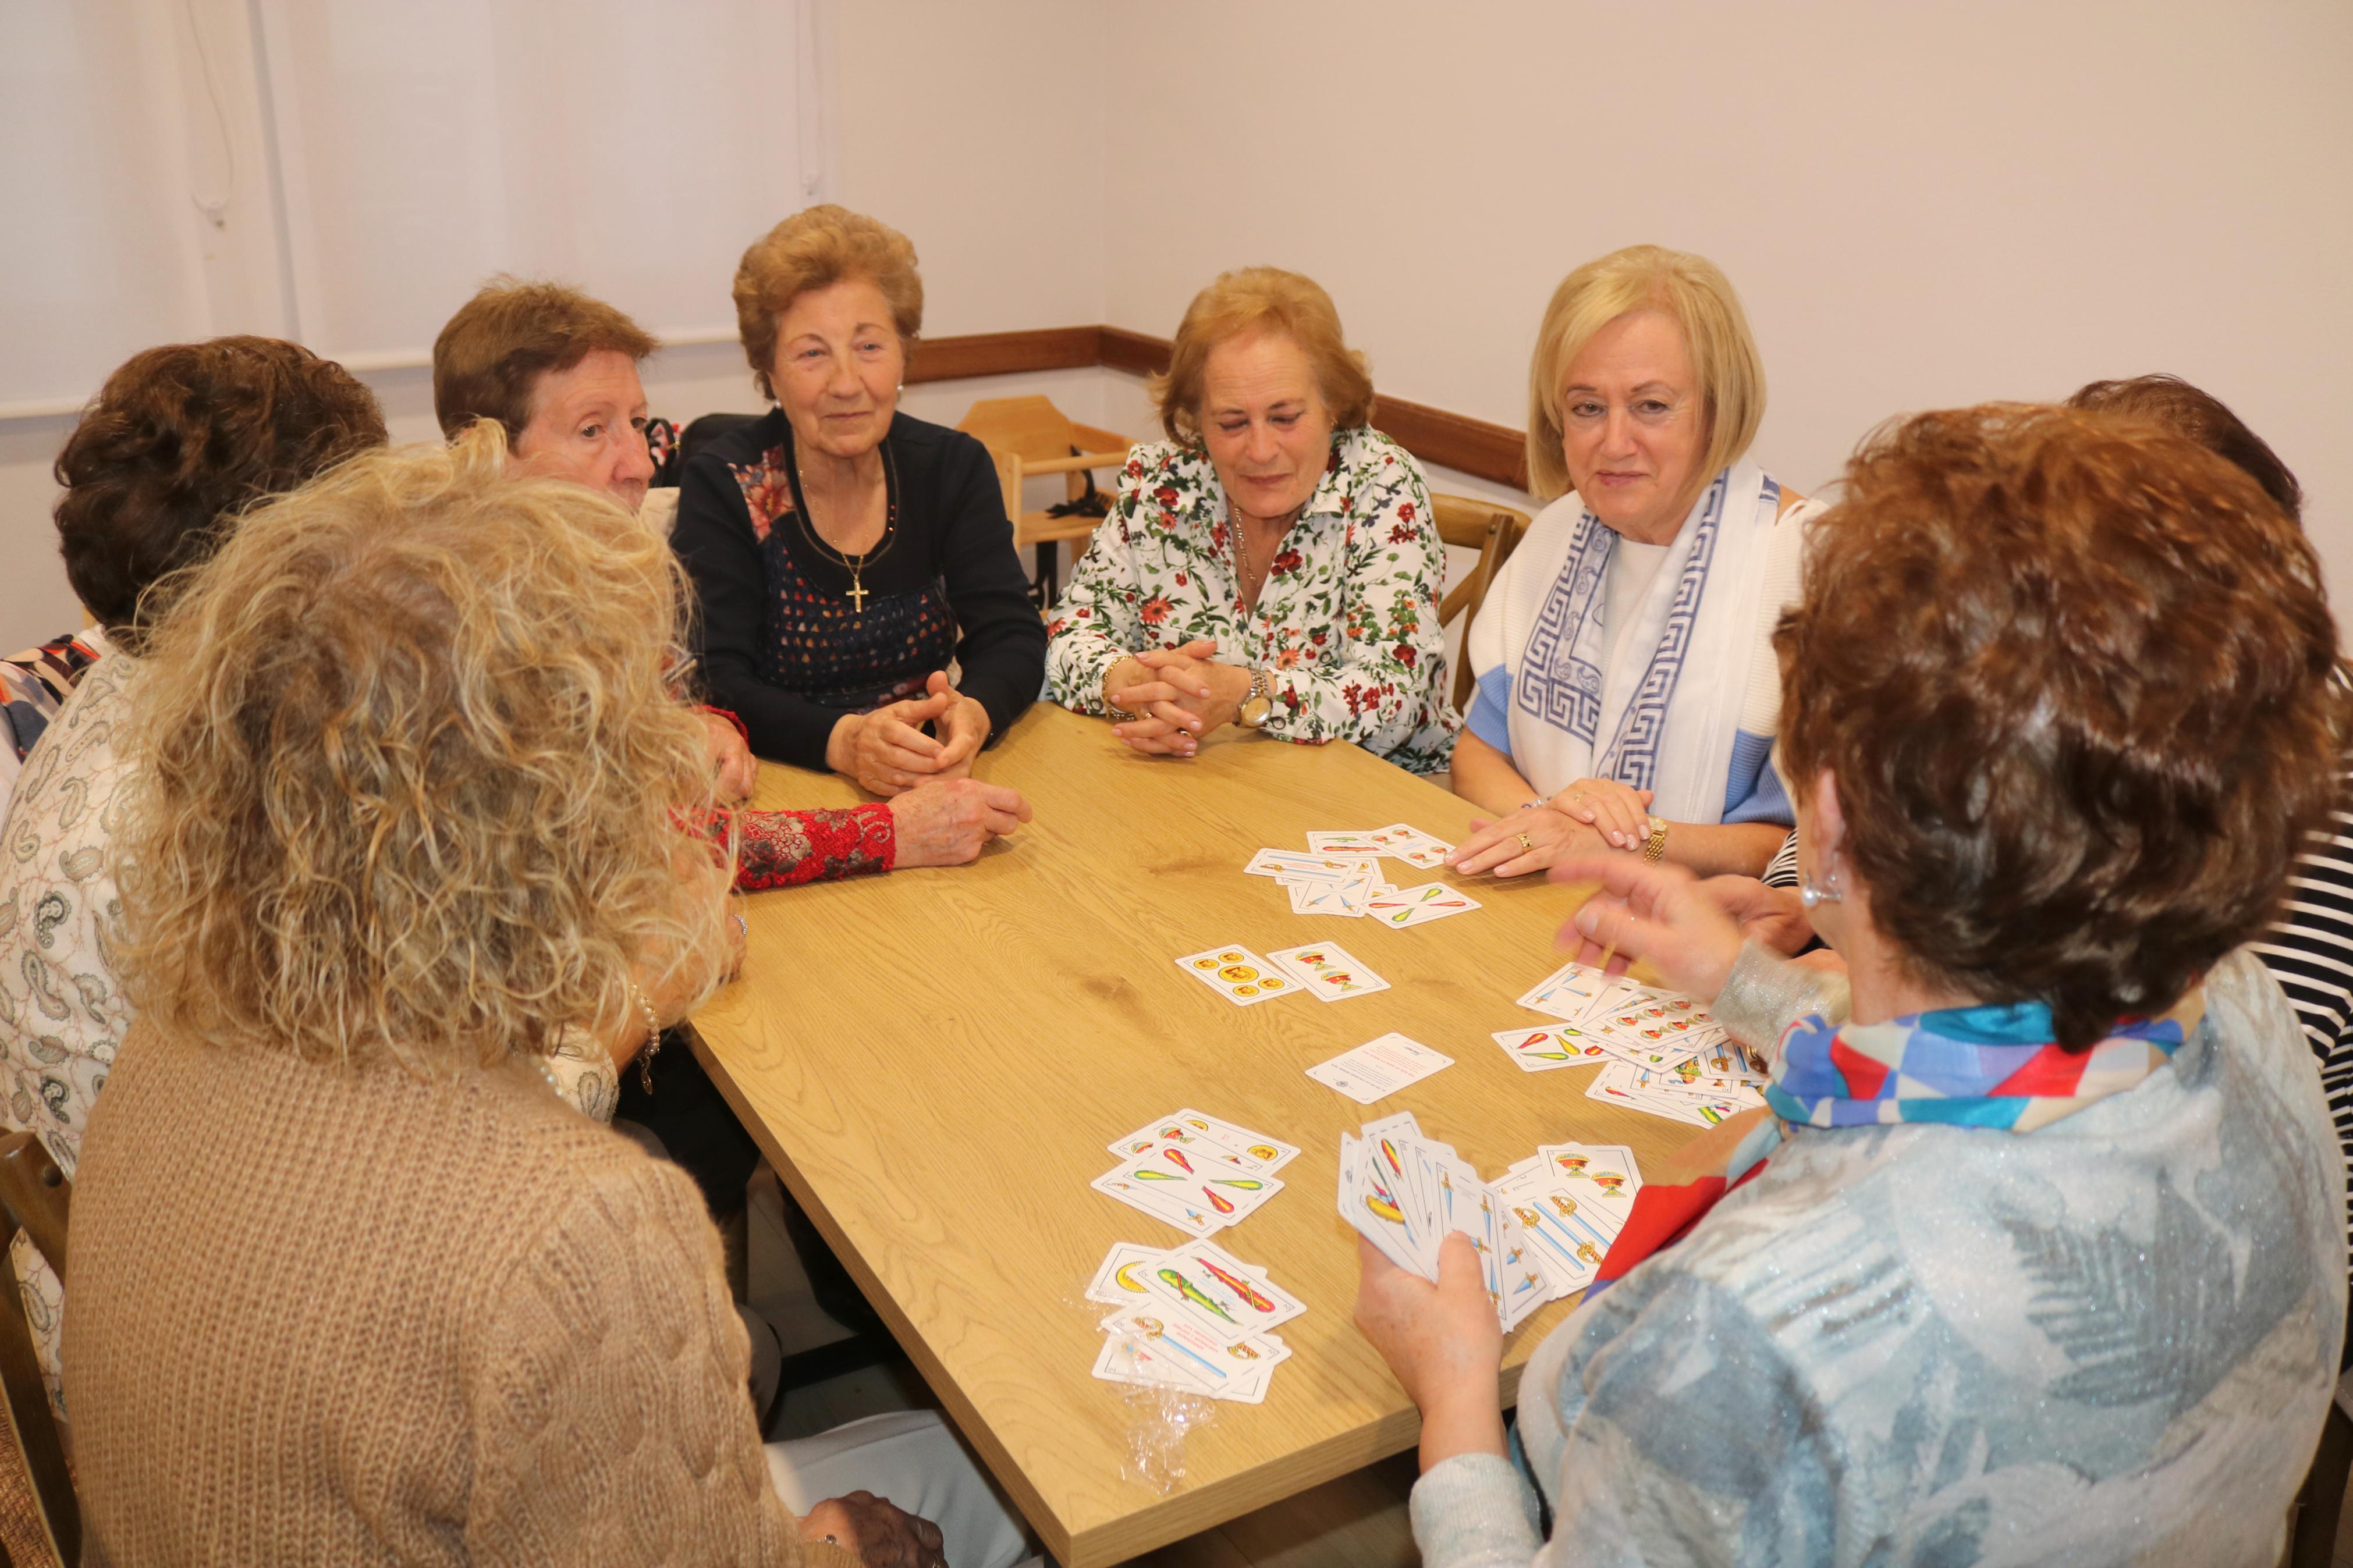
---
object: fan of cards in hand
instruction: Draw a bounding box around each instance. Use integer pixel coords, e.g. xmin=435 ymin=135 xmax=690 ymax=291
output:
xmin=1496 ymin=960 xmax=1772 ymax=1126
xmin=1337 ymin=1111 xmax=1642 ymax=1328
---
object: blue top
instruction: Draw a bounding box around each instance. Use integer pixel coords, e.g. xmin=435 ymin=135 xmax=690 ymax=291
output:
xmin=1410 ymin=947 xmax=2345 ymax=1567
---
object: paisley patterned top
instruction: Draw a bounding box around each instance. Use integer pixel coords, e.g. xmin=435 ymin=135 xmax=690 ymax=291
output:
xmin=1044 ymin=427 xmax=1458 ymax=773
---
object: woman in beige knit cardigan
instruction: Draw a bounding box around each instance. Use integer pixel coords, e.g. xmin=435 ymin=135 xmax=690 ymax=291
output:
xmin=61 ymin=431 xmax=1019 ymax=1566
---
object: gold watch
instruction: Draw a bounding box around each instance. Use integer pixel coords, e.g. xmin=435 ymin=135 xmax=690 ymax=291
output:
xmin=1641 ymin=815 xmax=1670 ymax=863
xmin=1237 ymin=667 xmax=1275 ymax=729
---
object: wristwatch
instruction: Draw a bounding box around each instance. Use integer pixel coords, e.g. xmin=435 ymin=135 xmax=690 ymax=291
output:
xmin=1237 ymin=667 xmax=1276 ymax=729
xmin=1641 ymin=815 xmax=1670 ymax=863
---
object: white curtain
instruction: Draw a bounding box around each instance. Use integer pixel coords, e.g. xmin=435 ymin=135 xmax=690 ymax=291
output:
xmin=256 ymin=0 xmax=814 ymax=360
xmin=0 ymin=0 xmax=215 ymax=407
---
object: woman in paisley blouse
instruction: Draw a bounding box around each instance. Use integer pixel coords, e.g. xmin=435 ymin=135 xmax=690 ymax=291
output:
xmin=1045 ymin=267 xmax=1457 ymax=773
xmin=432 ymin=277 xmax=1032 ymax=883
xmin=672 ymin=206 xmax=1048 ymax=797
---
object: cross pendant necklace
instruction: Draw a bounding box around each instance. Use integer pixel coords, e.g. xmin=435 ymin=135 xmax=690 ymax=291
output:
xmin=791 ymin=438 xmax=898 ymax=615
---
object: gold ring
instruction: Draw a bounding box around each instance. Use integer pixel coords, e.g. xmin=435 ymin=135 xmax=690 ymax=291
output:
xmin=1516 ymin=831 xmax=1534 ymax=852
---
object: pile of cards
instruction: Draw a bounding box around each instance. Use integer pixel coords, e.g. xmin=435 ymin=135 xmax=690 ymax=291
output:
xmin=1092 ymin=1108 xmax=1300 ymax=1238
xmin=1495 ymin=961 xmax=1771 ymax=1126
xmin=1337 ymin=1112 xmax=1643 ymax=1327
xmin=1244 ymin=830 xmax=1477 ymax=930
xmin=1086 ymin=1237 xmax=1299 ymax=1404
xmin=1174 ymin=941 xmax=1390 ymax=1006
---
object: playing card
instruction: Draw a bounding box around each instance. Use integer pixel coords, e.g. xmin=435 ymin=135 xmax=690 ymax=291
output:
xmin=1305 ymin=826 xmax=1419 ymax=855
xmin=1529 ymin=1141 xmax=1642 ymax=1203
xmin=1173 ymin=945 xmax=1301 ymax=1007
xmin=1307 ymin=1032 xmax=1451 ymax=1103
xmin=1091 ymin=1331 xmax=1215 ymax=1396
xmin=1287 ymin=868 xmax=1374 ymax=918
xmin=1338 ymin=1134 xmax=1427 ymax=1274
xmin=1490 ymin=1024 xmax=1614 ymax=1072
xmin=1268 ymin=942 xmax=1390 ymax=1002
xmin=1494 ymin=1166 xmax=1624 ymax=1295
xmin=1203 ymin=1331 xmax=1290 ymax=1403
xmin=1364 ymin=882 xmax=1481 ymax=929
xmin=1089 ymin=1167 xmax=1229 ymax=1238
xmin=1585 ymin=1060 xmax=1739 ymax=1125
xmin=1516 ymin=960 xmax=1613 ymax=1022
xmin=1106 ymin=1144 xmax=1284 ymax=1229
xmin=1085 ymin=1241 xmax=1173 ymax=1306
xmin=1106 ymin=1108 xmax=1298 ymax=1174
xmin=1134 ymin=1238 xmax=1307 ymax=1345
xmin=1245 ymin=848 xmax=1362 ymax=880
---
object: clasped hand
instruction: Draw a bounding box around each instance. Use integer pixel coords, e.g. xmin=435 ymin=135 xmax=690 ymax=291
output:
xmin=828 ymin=671 xmax=992 ymax=796
xmin=1105 ymin=638 xmax=1254 ymax=758
xmin=1447 ymin=778 xmax=1654 ymax=877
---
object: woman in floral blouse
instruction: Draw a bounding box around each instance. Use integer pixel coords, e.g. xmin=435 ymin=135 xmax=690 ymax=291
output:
xmin=1045 ymin=267 xmax=1457 ymax=773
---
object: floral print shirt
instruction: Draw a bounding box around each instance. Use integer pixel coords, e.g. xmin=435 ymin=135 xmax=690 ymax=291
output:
xmin=1045 ymin=427 xmax=1458 ymax=773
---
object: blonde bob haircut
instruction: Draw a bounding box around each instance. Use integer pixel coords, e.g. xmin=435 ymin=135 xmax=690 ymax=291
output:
xmin=734 ymin=204 xmax=924 ymax=403
xmin=1525 ymin=245 xmax=1766 ymax=502
xmin=1152 ymin=267 xmax=1375 ymax=446
xmin=115 ymin=424 xmax=733 ymax=1076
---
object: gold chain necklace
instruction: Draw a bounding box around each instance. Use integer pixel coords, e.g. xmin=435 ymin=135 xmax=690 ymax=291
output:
xmin=790 ymin=439 xmax=899 ymax=613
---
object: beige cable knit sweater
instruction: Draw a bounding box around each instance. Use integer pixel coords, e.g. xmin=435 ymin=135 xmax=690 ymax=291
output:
xmin=62 ymin=1023 xmax=862 ymax=1568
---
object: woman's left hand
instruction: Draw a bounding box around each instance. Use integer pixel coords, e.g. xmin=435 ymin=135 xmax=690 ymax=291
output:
xmin=1448 ymin=803 xmax=1609 ymax=877
xmin=1550 ymin=777 xmax=1655 ymax=850
xmin=1106 ymin=639 xmax=1251 ymax=758
xmin=1353 ymin=1233 xmax=1507 ymax=1468
xmin=1552 ymin=854 xmax=1744 ymax=1000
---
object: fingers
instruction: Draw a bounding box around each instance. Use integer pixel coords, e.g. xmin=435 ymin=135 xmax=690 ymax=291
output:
xmin=1141 ymin=699 xmax=1205 ymax=735
xmin=1133 ymin=649 xmax=1213 ymax=696
xmin=864 ymin=715 xmax=944 ymax=763
xmin=1106 ymin=680 xmax=1190 ymax=711
xmin=1558 ymin=781 xmax=1648 ymax=848
xmin=1110 ymin=713 xmax=1197 ymax=757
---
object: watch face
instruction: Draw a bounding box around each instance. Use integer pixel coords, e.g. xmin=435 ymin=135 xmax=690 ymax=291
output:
xmin=1240 ymin=695 xmax=1271 ymax=727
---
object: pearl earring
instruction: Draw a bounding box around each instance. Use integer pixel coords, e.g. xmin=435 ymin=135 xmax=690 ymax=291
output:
xmin=1798 ymin=860 xmax=1844 ymax=909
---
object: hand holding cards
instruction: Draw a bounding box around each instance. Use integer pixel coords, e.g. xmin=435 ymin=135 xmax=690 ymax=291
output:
xmin=1337 ymin=1112 xmax=1644 ymax=1328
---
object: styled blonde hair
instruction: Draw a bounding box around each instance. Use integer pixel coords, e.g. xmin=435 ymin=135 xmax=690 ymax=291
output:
xmin=733 ymin=204 xmax=924 ymax=401
xmin=115 ymin=424 xmax=732 ymax=1076
xmin=1151 ymin=266 xmax=1375 ymax=445
xmin=1524 ymin=245 xmax=1766 ymax=502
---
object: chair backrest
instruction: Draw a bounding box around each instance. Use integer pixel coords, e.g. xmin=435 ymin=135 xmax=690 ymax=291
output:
xmin=956 ymin=396 xmax=1080 ymax=466
xmin=1429 ymin=493 xmax=1534 ymax=713
xmin=677 ymin=411 xmax=766 ymax=472
xmin=0 ymin=1131 xmax=75 ymax=1567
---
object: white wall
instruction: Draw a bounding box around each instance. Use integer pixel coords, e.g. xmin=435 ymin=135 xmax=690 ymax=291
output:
xmin=1098 ymin=0 xmax=2353 ymax=591
xmin=7 ymin=0 xmax=2347 ymax=649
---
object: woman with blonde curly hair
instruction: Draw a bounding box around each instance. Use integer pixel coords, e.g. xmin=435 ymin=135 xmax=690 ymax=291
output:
xmin=672 ymin=205 xmax=1046 ymax=797
xmin=1045 ymin=266 xmax=1457 ymax=772
xmin=61 ymin=430 xmax=1025 ymax=1565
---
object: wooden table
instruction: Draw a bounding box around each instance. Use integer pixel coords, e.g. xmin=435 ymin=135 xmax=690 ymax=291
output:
xmin=690 ymin=704 xmax=1691 ymax=1567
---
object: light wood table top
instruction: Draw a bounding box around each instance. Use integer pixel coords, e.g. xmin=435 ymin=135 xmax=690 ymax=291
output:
xmin=690 ymin=703 xmax=1694 ymax=1567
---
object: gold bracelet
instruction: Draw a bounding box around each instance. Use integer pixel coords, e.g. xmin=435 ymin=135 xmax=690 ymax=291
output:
xmin=629 ymin=982 xmax=663 ymax=1093
xmin=1103 ymin=660 xmax=1138 ymax=723
xmin=1641 ymin=817 xmax=1670 ymax=864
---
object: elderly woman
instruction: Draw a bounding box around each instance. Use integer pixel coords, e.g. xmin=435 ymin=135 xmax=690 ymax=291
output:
xmin=64 ymin=433 xmax=1027 ymax=1566
xmin=1045 ymin=267 xmax=1456 ymax=771
xmin=672 ymin=205 xmax=1047 ymax=794
xmin=0 ymin=337 xmax=386 ymax=1409
xmin=1449 ymin=246 xmax=1815 ymax=879
xmin=1360 ymin=406 xmax=2345 ymax=1565
xmin=435 ymin=277 xmax=1033 ymax=872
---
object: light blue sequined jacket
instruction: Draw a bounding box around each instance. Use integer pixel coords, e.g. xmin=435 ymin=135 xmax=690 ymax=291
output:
xmin=1414 ymin=948 xmax=2345 ymax=1568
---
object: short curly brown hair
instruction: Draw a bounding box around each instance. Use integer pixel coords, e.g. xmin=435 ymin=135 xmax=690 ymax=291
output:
xmin=2067 ymin=374 xmax=2303 ymax=521
xmin=432 ymin=277 xmax=658 ymax=440
xmin=53 ymin=337 xmax=385 ymax=641
xmin=733 ymin=205 xmax=923 ymax=402
xmin=1778 ymin=403 xmax=2343 ymax=1050
xmin=1151 ymin=267 xmax=1374 ymax=446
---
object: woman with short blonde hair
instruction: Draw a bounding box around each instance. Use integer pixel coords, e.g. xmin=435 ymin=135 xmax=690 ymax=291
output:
xmin=1450 ymin=245 xmax=1812 ymax=879
xmin=62 ymin=429 xmax=1018 ymax=1566
xmin=1046 ymin=266 xmax=1456 ymax=772
xmin=675 ymin=205 xmax=1045 ymax=796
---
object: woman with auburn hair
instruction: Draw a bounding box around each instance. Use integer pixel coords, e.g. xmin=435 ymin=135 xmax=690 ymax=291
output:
xmin=1359 ymin=405 xmax=2345 ymax=1566
xmin=0 ymin=336 xmax=386 ymax=1409
xmin=672 ymin=205 xmax=1046 ymax=795
xmin=1045 ymin=266 xmax=1456 ymax=771
xmin=1448 ymin=246 xmax=1816 ymax=879
xmin=63 ymin=430 xmax=1024 ymax=1566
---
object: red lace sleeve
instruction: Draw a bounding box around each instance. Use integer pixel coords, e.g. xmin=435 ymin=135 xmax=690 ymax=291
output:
xmin=729 ymin=805 xmax=896 ymax=890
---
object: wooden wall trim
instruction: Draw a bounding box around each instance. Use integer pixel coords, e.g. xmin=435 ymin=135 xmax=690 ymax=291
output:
xmin=906 ymin=326 xmax=1531 ymax=492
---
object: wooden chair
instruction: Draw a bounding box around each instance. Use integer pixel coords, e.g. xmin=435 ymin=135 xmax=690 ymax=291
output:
xmin=954 ymin=396 xmax=1134 ymax=609
xmin=0 ymin=1132 xmax=74 ymax=1567
xmin=1431 ymin=493 xmax=1533 ymax=714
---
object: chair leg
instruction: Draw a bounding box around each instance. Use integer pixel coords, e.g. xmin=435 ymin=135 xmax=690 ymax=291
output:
xmin=2292 ymin=1398 xmax=2353 ymax=1567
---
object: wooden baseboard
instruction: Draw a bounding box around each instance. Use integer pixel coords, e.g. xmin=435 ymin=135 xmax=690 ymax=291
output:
xmin=904 ymin=326 xmax=1529 ymax=492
